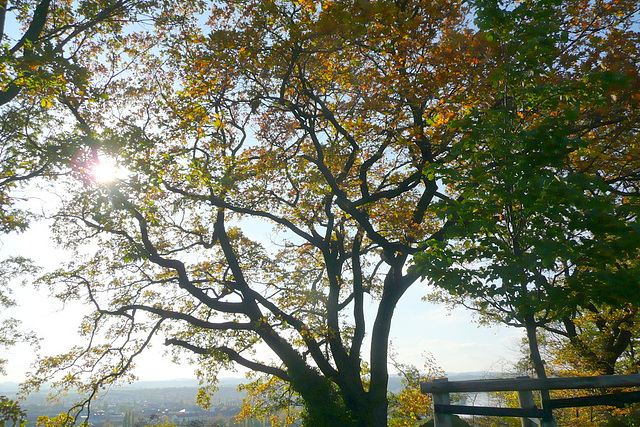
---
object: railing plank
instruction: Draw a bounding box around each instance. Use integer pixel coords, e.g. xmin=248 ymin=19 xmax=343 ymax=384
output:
xmin=548 ymin=391 xmax=640 ymax=409
xmin=423 ymin=374 xmax=640 ymax=427
xmin=421 ymin=374 xmax=640 ymax=394
xmin=431 ymin=379 xmax=453 ymax=427
xmin=434 ymin=404 xmax=546 ymax=418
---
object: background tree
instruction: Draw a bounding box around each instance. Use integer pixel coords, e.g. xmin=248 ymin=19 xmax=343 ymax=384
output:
xmin=528 ymin=304 xmax=640 ymax=425
xmin=123 ymin=409 xmax=135 ymax=427
xmin=416 ymin=0 xmax=640 ymax=384
xmin=387 ymin=352 xmax=443 ymax=426
xmin=0 ymin=396 xmax=26 ymax=427
xmin=546 ymin=302 xmax=640 ymax=376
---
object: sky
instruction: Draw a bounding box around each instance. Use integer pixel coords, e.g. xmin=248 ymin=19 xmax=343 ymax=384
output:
xmin=0 ymin=191 xmax=525 ymax=385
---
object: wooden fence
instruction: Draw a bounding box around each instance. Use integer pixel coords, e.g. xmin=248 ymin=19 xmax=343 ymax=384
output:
xmin=421 ymin=374 xmax=640 ymax=427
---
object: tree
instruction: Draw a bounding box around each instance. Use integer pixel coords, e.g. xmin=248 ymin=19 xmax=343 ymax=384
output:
xmin=0 ymin=257 xmax=38 ymax=375
xmin=526 ymin=302 xmax=640 ymax=426
xmin=236 ymin=375 xmax=302 ymax=426
xmin=500 ymin=306 xmax=640 ymax=426
xmin=142 ymin=415 xmax=176 ymax=427
xmin=545 ymin=302 xmax=640 ymax=377
xmin=0 ymin=396 xmax=26 ymax=427
xmin=0 ymin=258 xmax=37 ymax=426
xmin=123 ymin=409 xmax=135 ymax=427
xmin=416 ymin=0 xmax=640 ymax=387
xmin=23 ymin=0 xmax=490 ymax=425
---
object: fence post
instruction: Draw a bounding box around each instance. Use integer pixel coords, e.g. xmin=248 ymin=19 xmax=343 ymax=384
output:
xmin=517 ymin=386 xmax=537 ymax=427
xmin=432 ymin=378 xmax=453 ymax=427
xmin=540 ymin=390 xmax=557 ymax=427
xmin=540 ymin=412 xmax=557 ymax=427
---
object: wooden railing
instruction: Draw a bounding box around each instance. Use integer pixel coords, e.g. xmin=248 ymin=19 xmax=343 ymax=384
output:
xmin=421 ymin=374 xmax=640 ymax=427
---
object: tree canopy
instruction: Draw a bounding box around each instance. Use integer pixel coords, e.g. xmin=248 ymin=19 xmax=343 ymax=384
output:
xmin=27 ymin=1 xmax=477 ymax=424
xmin=0 ymin=0 xmax=164 ymax=232
xmin=0 ymin=0 xmax=638 ymax=426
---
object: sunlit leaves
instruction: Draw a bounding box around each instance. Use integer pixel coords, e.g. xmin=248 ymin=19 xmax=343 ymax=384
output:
xmin=388 ymin=352 xmax=444 ymax=426
xmin=236 ymin=375 xmax=302 ymax=426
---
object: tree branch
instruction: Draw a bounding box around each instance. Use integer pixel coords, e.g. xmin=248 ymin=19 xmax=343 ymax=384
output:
xmin=99 ymin=304 xmax=253 ymax=331
xmin=164 ymin=338 xmax=290 ymax=381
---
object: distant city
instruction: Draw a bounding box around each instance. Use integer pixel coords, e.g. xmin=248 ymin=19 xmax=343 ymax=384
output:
xmin=1 ymin=378 xmax=247 ymax=426
xmin=0 ymin=372 xmax=502 ymax=426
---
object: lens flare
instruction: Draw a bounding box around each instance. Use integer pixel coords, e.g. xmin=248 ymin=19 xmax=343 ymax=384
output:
xmin=91 ymin=156 xmax=128 ymax=183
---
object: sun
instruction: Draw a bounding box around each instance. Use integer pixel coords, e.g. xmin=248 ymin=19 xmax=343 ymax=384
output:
xmin=91 ymin=155 xmax=128 ymax=184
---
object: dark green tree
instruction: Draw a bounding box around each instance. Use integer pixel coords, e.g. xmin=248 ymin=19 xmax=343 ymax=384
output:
xmin=415 ymin=0 xmax=640 ymax=401
xmin=123 ymin=409 xmax=135 ymax=427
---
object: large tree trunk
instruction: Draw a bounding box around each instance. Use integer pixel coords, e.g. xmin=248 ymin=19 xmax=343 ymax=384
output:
xmin=291 ymin=369 xmax=391 ymax=426
xmin=367 ymin=265 xmax=415 ymax=427
xmin=290 ymin=368 xmax=356 ymax=426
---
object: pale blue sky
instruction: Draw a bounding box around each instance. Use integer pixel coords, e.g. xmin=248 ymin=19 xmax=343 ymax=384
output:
xmin=0 ymin=206 xmax=524 ymax=384
xmin=0 ymin=174 xmax=531 ymax=390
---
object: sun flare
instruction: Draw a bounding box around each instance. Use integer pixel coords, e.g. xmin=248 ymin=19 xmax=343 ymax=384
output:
xmin=91 ymin=156 xmax=128 ymax=184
